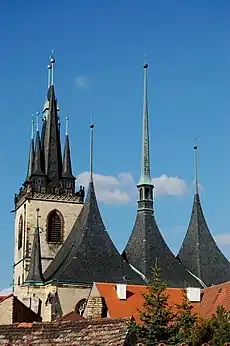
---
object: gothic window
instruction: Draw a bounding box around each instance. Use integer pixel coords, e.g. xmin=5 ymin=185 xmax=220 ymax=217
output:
xmin=75 ymin=299 xmax=87 ymax=316
xmin=18 ymin=215 xmax=23 ymax=250
xmin=139 ymin=188 xmax=143 ymax=200
xmin=47 ymin=210 xmax=63 ymax=243
xmin=145 ymin=187 xmax=150 ymax=200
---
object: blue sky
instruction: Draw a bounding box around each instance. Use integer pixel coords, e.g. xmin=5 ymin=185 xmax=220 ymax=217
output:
xmin=0 ymin=0 xmax=230 ymax=289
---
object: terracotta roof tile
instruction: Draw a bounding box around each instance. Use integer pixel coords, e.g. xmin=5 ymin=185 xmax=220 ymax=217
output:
xmin=56 ymin=310 xmax=85 ymax=321
xmin=201 ymin=281 xmax=230 ymax=319
xmin=96 ymin=283 xmax=200 ymax=323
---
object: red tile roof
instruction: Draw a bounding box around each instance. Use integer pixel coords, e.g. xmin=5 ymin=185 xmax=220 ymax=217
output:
xmin=201 ymin=281 xmax=230 ymax=319
xmin=96 ymin=283 xmax=200 ymax=323
xmin=56 ymin=310 xmax=85 ymax=321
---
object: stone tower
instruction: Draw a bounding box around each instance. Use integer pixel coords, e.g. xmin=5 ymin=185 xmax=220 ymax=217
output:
xmin=13 ymin=54 xmax=85 ymax=294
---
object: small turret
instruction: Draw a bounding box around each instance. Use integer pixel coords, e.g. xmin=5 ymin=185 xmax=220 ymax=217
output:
xmin=25 ymin=208 xmax=44 ymax=285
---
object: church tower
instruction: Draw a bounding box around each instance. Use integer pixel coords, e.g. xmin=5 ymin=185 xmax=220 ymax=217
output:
xmin=122 ymin=61 xmax=199 ymax=287
xmin=13 ymin=54 xmax=85 ymax=294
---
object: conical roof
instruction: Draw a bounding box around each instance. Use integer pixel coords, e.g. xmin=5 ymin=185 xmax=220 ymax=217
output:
xmin=43 ymin=181 xmax=144 ymax=285
xmin=123 ymin=208 xmax=200 ymax=287
xmin=177 ymin=193 xmax=230 ymax=286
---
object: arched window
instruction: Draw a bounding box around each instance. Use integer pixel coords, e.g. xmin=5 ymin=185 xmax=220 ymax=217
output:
xmin=47 ymin=210 xmax=63 ymax=243
xmin=18 ymin=215 xmax=23 ymax=250
xmin=139 ymin=188 xmax=143 ymax=201
xmin=75 ymin=299 xmax=87 ymax=316
xmin=145 ymin=187 xmax=150 ymax=200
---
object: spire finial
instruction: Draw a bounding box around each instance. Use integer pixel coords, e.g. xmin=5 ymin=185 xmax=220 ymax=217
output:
xmin=31 ymin=117 xmax=35 ymax=140
xmin=50 ymin=49 xmax=55 ymax=86
xmin=194 ymin=139 xmax=199 ymax=195
xmin=138 ymin=58 xmax=151 ymax=185
xmin=36 ymin=112 xmax=39 ymax=132
xmin=89 ymin=117 xmax=94 ymax=182
xmin=65 ymin=116 xmax=69 ymax=136
xmin=47 ymin=62 xmax=52 ymax=88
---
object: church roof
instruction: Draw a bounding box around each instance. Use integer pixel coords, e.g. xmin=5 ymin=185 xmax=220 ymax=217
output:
xmin=123 ymin=209 xmax=200 ymax=287
xmin=177 ymin=193 xmax=230 ymax=287
xmin=43 ymin=180 xmax=144 ymax=285
xmin=122 ymin=61 xmax=199 ymax=288
xmin=25 ymin=210 xmax=44 ymax=285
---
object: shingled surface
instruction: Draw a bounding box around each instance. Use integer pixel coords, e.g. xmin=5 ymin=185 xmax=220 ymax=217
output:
xmin=123 ymin=209 xmax=200 ymax=288
xmin=0 ymin=317 xmax=132 ymax=345
xmin=177 ymin=193 xmax=230 ymax=287
xmin=44 ymin=181 xmax=144 ymax=285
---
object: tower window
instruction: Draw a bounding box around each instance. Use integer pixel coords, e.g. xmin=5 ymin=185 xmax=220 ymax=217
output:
xmin=145 ymin=187 xmax=150 ymax=200
xmin=47 ymin=210 xmax=63 ymax=243
xmin=139 ymin=188 xmax=143 ymax=200
xmin=18 ymin=215 xmax=23 ymax=250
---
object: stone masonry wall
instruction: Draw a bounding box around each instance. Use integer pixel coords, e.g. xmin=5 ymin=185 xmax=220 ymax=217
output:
xmin=13 ymin=198 xmax=83 ymax=294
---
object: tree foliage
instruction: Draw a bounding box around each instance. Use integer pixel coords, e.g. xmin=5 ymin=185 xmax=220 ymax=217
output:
xmin=135 ymin=265 xmax=175 ymax=345
xmin=133 ymin=265 xmax=230 ymax=346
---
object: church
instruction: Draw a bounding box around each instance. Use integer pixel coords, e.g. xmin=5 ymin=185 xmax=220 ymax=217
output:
xmin=12 ymin=54 xmax=230 ymax=321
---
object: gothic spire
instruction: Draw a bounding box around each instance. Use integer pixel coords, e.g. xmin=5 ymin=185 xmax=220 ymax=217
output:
xmin=138 ymin=59 xmax=152 ymax=186
xmin=25 ymin=208 xmax=44 ymax=285
xmin=122 ymin=60 xmax=200 ymax=288
xmin=62 ymin=116 xmax=74 ymax=179
xmin=177 ymin=145 xmax=230 ymax=286
xmin=26 ymin=118 xmax=35 ymax=181
xmin=42 ymin=54 xmax=63 ymax=188
xmin=33 ymin=113 xmax=44 ymax=175
xmin=194 ymin=141 xmax=199 ymax=195
xmin=90 ymin=118 xmax=94 ymax=182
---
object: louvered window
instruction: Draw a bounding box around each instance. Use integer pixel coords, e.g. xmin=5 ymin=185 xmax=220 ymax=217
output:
xmin=18 ymin=215 xmax=23 ymax=250
xmin=47 ymin=210 xmax=63 ymax=243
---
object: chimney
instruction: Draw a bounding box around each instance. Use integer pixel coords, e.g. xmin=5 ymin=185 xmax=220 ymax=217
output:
xmin=115 ymin=284 xmax=126 ymax=300
xmin=186 ymin=287 xmax=201 ymax=302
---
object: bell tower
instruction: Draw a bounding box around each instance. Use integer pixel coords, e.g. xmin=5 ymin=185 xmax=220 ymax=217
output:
xmin=13 ymin=54 xmax=85 ymax=294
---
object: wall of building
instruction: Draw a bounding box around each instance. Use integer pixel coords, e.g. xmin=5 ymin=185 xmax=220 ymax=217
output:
xmin=15 ymin=283 xmax=91 ymax=322
xmin=0 ymin=296 xmax=13 ymax=324
xmin=13 ymin=198 xmax=83 ymax=292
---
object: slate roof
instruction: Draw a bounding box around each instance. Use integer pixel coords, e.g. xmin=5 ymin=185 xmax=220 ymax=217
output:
xmin=177 ymin=193 xmax=230 ymax=287
xmin=43 ymin=181 xmax=144 ymax=285
xmin=0 ymin=318 xmax=133 ymax=346
xmin=62 ymin=133 xmax=75 ymax=179
xmin=41 ymin=85 xmax=63 ymax=187
xmin=123 ymin=208 xmax=200 ymax=288
xmin=25 ymin=219 xmax=44 ymax=285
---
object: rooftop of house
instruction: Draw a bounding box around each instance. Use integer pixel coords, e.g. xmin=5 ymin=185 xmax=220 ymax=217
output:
xmin=95 ymin=282 xmax=201 ymax=323
xmin=0 ymin=317 xmax=133 ymax=346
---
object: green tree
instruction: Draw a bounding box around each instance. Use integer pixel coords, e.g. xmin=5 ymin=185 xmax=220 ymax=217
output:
xmin=208 ymin=305 xmax=230 ymax=346
xmin=136 ymin=265 xmax=175 ymax=346
xmin=169 ymin=288 xmax=198 ymax=345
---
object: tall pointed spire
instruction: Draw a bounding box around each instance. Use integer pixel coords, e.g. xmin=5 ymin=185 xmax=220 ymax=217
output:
xmin=122 ymin=60 xmax=200 ymax=288
xmin=90 ymin=118 xmax=94 ymax=183
xmin=26 ymin=117 xmax=35 ymax=181
xmin=62 ymin=116 xmax=75 ymax=181
xmin=138 ymin=58 xmax=152 ymax=186
xmin=25 ymin=208 xmax=44 ymax=285
xmin=42 ymin=83 xmax=63 ymax=188
xmin=177 ymin=145 xmax=230 ymax=286
xmin=194 ymin=141 xmax=199 ymax=195
xmin=33 ymin=113 xmax=44 ymax=175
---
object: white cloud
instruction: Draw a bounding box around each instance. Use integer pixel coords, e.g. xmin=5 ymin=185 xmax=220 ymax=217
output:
xmin=0 ymin=287 xmax=12 ymax=296
xmin=76 ymin=172 xmax=188 ymax=205
xmin=75 ymin=75 xmax=91 ymax=90
xmin=214 ymin=234 xmax=230 ymax=245
xmin=152 ymin=175 xmax=187 ymax=197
